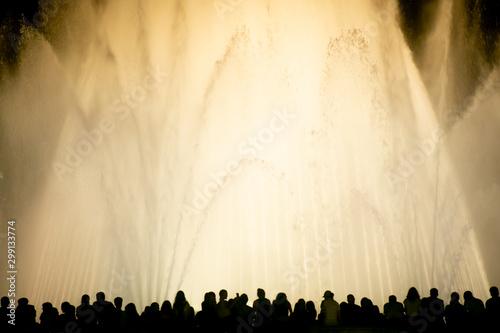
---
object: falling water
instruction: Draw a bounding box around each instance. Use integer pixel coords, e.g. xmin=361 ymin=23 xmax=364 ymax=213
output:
xmin=0 ymin=0 xmax=497 ymax=311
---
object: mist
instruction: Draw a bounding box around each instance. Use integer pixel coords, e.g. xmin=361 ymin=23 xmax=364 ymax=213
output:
xmin=1 ymin=0 xmax=499 ymax=312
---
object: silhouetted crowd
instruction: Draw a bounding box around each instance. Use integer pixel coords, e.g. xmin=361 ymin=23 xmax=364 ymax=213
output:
xmin=1 ymin=286 xmax=499 ymax=333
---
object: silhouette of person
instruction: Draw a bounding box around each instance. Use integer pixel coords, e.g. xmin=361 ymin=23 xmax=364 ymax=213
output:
xmin=196 ymin=291 xmax=218 ymax=331
xmin=172 ymin=290 xmax=195 ymax=332
xmin=420 ymin=288 xmax=445 ymax=332
xmin=39 ymin=302 xmax=58 ymax=333
xmin=252 ymin=288 xmax=272 ymax=330
xmin=253 ymin=288 xmax=272 ymax=317
xmin=340 ymin=294 xmax=361 ymax=326
xmin=291 ymin=298 xmax=308 ymax=332
xmin=404 ymin=287 xmax=422 ymax=332
xmin=464 ymin=290 xmax=485 ymax=330
xmin=173 ymin=290 xmax=191 ymax=320
xmin=140 ymin=305 xmax=153 ymax=332
xmin=160 ymin=300 xmax=173 ymax=318
xmin=305 ymin=301 xmax=317 ymax=325
xmin=404 ymin=287 xmax=421 ymax=317
xmin=319 ymin=290 xmax=340 ymax=326
xmin=216 ymin=289 xmax=232 ymax=332
xmin=160 ymin=300 xmax=173 ymax=330
xmin=234 ymin=293 xmax=253 ymax=318
xmin=486 ymin=286 xmax=500 ymax=327
xmin=114 ymin=297 xmax=126 ymax=331
xmin=160 ymin=300 xmax=174 ymax=332
xmin=15 ymin=286 xmax=500 ymax=332
xmin=0 ymin=296 xmax=11 ymax=332
xmin=92 ymin=291 xmax=115 ymax=332
xmin=149 ymin=302 xmax=162 ymax=332
xmin=76 ymin=294 xmax=96 ymax=332
xmin=217 ymin=289 xmax=231 ymax=319
xmin=383 ymin=295 xmax=405 ymax=329
xmin=359 ymin=297 xmax=382 ymax=326
xmin=58 ymin=301 xmax=76 ymax=332
xmin=124 ymin=303 xmax=140 ymax=333
xmin=272 ymin=292 xmax=292 ymax=321
xmin=444 ymin=292 xmax=467 ymax=333
xmin=16 ymin=297 xmax=37 ymax=332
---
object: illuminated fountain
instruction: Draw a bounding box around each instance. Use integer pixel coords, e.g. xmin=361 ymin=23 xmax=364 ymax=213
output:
xmin=0 ymin=0 xmax=497 ymax=311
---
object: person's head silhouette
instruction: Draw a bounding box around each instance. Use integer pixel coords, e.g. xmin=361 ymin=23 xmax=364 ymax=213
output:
xmin=360 ymin=297 xmax=373 ymax=309
xmin=323 ymin=290 xmax=333 ymax=300
xmin=18 ymin=298 xmax=29 ymax=307
xmin=490 ymin=286 xmax=499 ymax=297
xmin=61 ymin=301 xmax=72 ymax=314
xmin=463 ymin=291 xmax=473 ymax=301
xmin=407 ymin=287 xmax=420 ymax=301
xmin=96 ymin=291 xmax=106 ymax=303
xmin=161 ymin=300 xmax=172 ymax=314
xmin=240 ymin=294 xmax=249 ymax=305
xmin=42 ymin=302 xmax=53 ymax=311
xmin=219 ymin=289 xmax=228 ymax=301
xmin=114 ymin=297 xmax=123 ymax=309
xmin=175 ymin=290 xmax=187 ymax=305
xmin=81 ymin=294 xmax=90 ymax=305
xmin=151 ymin=302 xmax=160 ymax=312
xmin=275 ymin=292 xmax=287 ymax=304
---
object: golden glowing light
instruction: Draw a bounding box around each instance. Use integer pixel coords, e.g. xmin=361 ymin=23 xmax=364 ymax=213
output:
xmin=1 ymin=0 xmax=498 ymax=313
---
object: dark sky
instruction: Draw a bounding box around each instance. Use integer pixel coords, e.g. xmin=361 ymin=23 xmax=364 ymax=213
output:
xmin=398 ymin=0 xmax=500 ymax=65
xmin=0 ymin=0 xmax=38 ymax=21
xmin=1 ymin=0 xmax=499 ymax=63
